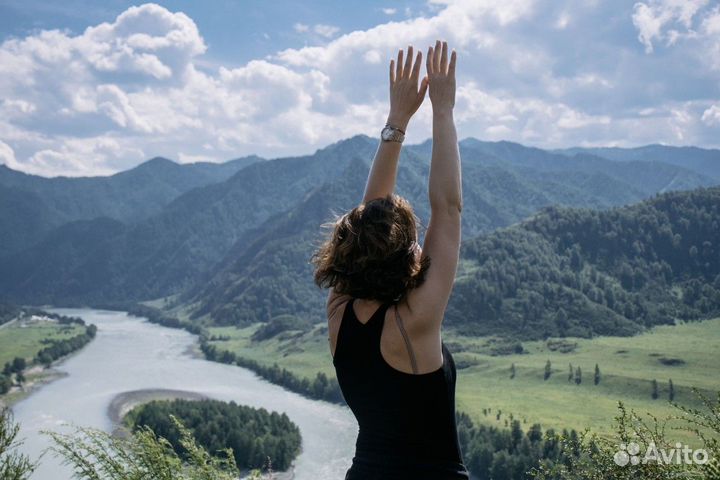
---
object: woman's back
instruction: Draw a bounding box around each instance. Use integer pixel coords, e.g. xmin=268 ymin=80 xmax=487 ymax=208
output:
xmin=332 ymin=298 xmax=469 ymax=479
xmin=313 ymin=40 xmax=466 ymax=478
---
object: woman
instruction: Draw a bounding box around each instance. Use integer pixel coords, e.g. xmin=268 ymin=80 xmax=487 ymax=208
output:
xmin=312 ymin=40 xmax=467 ymax=479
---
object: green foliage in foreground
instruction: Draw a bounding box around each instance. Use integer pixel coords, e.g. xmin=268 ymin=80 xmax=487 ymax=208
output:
xmin=127 ymin=399 xmax=301 ymax=471
xmin=531 ymin=389 xmax=720 ymax=480
xmin=458 ymin=412 xmax=580 ymax=480
xmin=46 ymin=416 xmax=275 ymax=480
xmin=0 ymin=408 xmax=35 ymax=480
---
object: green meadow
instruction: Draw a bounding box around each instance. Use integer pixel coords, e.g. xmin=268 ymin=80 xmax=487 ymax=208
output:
xmin=0 ymin=321 xmax=86 ymax=367
xmin=207 ymin=317 xmax=720 ymax=443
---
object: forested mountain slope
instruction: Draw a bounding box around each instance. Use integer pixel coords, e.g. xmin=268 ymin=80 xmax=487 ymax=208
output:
xmin=0 ymin=156 xmax=262 ymax=256
xmin=188 ymin=181 xmax=719 ymax=336
xmin=1 ymin=136 xmax=717 ymax=309
xmin=447 ymin=187 xmax=720 ymax=339
xmin=554 ymin=144 xmax=720 ymax=180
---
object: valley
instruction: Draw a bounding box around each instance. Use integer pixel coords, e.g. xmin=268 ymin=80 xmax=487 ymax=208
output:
xmin=202 ymin=315 xmax=720 ymax=445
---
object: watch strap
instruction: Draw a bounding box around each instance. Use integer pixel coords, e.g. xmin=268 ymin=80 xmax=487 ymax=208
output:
xmin=382 ymin=125 xmax=405 ymax=143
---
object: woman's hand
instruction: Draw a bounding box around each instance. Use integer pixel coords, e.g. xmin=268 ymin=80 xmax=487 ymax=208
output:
xmin=427 ymin=40 xmax=456 ymax=115
xmin=387 ymin=46 xmax=429 ymax=131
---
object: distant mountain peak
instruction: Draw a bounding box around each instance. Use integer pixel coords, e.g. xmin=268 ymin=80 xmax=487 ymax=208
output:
xmin=141 ymin=156 xmax=177 ymax=167
xmin=320 ymin=134 xmax=375 ymax=153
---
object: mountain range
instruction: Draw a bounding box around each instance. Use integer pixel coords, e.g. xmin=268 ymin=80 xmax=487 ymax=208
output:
xmin=1 ymin=136 xmax=718 ymax=339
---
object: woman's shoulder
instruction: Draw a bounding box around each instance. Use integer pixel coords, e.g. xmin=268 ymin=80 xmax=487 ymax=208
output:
xmin=327 ymin=291 xmax=353 ymax=319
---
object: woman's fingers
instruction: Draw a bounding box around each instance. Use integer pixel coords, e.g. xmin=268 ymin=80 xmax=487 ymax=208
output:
xmin=419 ymin=75 xmax=429 ymax=98
xmin=434 ymin=40 xmax=442 ymax=73
xmin=411 ymin=51 xmax=422 ymax=80
xmin=404 ymin=45 xmax=413 ymax=79
xmin=390 ymin=59 xmax=395 ymax=84
xmin=441 ymin=41 xmax=448 ymax=73
xmin=396 ymin=49 xmax=404 ymax=80
xmin=427 ymin=46 xmax=434 ymax=75
xmin=448 ymin=49 xmax=457 ymax=77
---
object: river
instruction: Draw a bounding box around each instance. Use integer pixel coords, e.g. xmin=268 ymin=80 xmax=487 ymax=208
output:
xmin=12 ymin=309 xmax=357 ymax=479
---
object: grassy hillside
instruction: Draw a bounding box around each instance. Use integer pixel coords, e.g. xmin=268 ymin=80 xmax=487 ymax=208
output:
xmin=203 ymin=317 xmax=720 ymax=444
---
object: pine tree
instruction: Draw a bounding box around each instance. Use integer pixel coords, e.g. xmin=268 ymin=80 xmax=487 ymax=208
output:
xmin=510 ymin=420 xmax=523 ymax=452
xmin=651 ymin=379 xmax=659 ymax=399
xmin=544 ymin=360 xmax=552 ymax=381
xmin=510 ymin=363 xmax=516 ymax=379
xmin=669 ymin=379 xmax=675 ymax=401
xmin=594 ymin=364 xmax=601 ymax=385
xmin=568 ymin=363 xmax=574 ymax=383
xmin=575 ymin=366 xmax=582 ymax=385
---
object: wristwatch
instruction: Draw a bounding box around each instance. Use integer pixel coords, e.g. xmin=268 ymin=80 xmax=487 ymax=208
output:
xmin=381 ymin=124 xmax=405 ymax=143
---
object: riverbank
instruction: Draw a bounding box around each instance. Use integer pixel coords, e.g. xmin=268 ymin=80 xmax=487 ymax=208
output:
xmin=1 ymin=313 xmax=96 ymax=407
xmin=107 ymin=388 xmax=208 ymax=428
xmin=0 ymin=367 xmax=67 ymax=409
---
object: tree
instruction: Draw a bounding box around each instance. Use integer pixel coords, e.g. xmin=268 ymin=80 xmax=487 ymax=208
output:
xmin=46 ymin=416 xmax=254 ymax=480
xmin=490 ymin=450 xmax=512 ymax=480
xmin=568 ymin=363 xmax=573 ymax=383
xmin=544 ymin=360 xmax=552 ymax=381
xmin=652 ymin=379 xmax=659 ymax=399
xmin=669 ymin=379 xmax=675 ymax=401
xmin=531 ymin=390 xmax=720 ymax=480
xmin=1 ymin=408 xmax=36 ymax=479
xmin=11 ymin=358 xmax=26 ymax=374
xmin=0 ymin=375 xmax=11 ymax=395
xmin=575 ymin=366 xmax=582 ymax=385
xmin=510 ymin=420 xmax=523 ymax=452
xmin=594 ymin=364 xmax=601 ymax=385
xmin=555 ymin=308 xmax=569 ymax=334
xmin=510 ymin=363 xmax=516 ymax=379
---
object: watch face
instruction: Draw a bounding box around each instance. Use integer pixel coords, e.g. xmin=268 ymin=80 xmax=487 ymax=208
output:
xmin=382 ymin=127 xmax=392 ymax=140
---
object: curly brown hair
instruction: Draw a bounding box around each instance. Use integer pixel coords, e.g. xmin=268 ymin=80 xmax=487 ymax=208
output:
xmin=311 ymin=194 xmax=430 ymax=302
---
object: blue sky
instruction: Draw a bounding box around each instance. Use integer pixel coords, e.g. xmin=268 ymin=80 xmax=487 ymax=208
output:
xmin=0 ymin=0 xmax=423 ymax=66
xmin=0 ymin=0 xmax=718 ymax=176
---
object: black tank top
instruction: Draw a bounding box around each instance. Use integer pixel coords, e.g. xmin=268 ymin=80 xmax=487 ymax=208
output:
xmin=333 ymin=299 xmax=470 ymax=479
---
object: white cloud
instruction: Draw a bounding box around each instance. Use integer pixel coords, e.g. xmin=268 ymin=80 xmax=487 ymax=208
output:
xmin=0 ymin=1 xmax=718 ymax=177
xmin=26 ymin=136 xmax=145 ymax=177
xmin=0 ymin=140 xmax=18 ymax=169
xmin=702 ymin=104 xmax=720 ymax=125
xmin=314 ymin=24 xmax=340 ymax=38
xmin=632 ymin=0 xmax=710 ymax=52
xmin=381 ymin=8 xmax=397 ymax=15
xmin=555 ymin=11 xmax=571 ymax=29
xmin=700 ymin=6 xmax=720 ymax=69
xmin=294 ymin=23 xmax=340 ymax=38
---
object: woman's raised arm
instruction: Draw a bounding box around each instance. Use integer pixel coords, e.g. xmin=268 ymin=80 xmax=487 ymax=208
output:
xmin=362 ymin=46 xmax=428 ymax=203
xmin=405 ymin=40 xmax=461 ymax=329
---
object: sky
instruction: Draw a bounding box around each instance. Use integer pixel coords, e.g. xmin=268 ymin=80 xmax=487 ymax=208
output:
xmin=0 ymin=0 xmax=719 ymax=177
